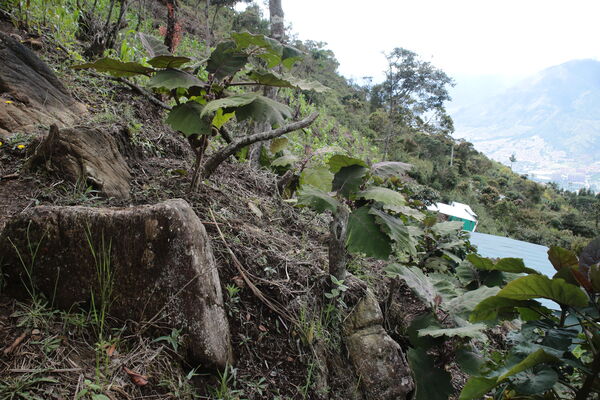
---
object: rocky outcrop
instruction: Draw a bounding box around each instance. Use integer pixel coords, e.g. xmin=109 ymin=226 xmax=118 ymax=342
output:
xmin=27 ymin=125 xmax=132 ymax=200
xmin=344 ymin=289 xmax=414 ymax=400
xmin=0 ymin=31 xmax=86 ymax=137
xmin=0 ymin=199 xmax=232 ymax=368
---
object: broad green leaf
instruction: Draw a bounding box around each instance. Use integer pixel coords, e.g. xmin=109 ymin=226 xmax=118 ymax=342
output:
xmin=165 ymin=102 xmax=211 ymax=137
xmin=426 ymin=256 xmax=451 ymax=272
xmin=299 ymin=166 xmax=333 ymax=192
xmin=385 ymin=264 xmax=437 ymax=306
xmin=231 ymin=32 xmax=282 ymax=54
xmin=148 ymin=55 xmax=191 ymax=69
xmin=511 ymin=367 xmax=558 ymax=395
xmin=148 ymin=69 xmax=203 ymax=90
xmin=470 ymin=296 xmax=545 ymax=322
xmin=386 ymin=204 xmax=425 ymax=221
xmin=419 ymin=324 xmax=487 ymax=341
xmin=467 ymin=254 xmax=538 ymax=274
xmin=332 ymin=165 xmax=367 ymax=198
xmin=233 ymin=95 xmax=292 ymax=127
xmin=369 ymin=208 xmax=413 ymax=252
xmin=356 ymin=187 xmax=406 ymax=207
xmin=211 ymin=108 xmax=235 ymax=129
xmin=407 ymin=348 xmax=453 ymax=400
xmin=296 ymin=186 xmax=339 ymax=213
xmin=498 ymin=349 xmax=559 ymax=381
xmin=442 ymin=250 xmax=463 ymax=264
xmin=495 ymin=258 xmax=539 ymax=274
xmin=580 ymin=236 xmax=600 ymax=268
xmin=201 ymin=93 xmax=292 ymax=127
xmin=201 ymin=93 xmax=258 ymax=117
xmin=497 ymin=275 xmax=588 ymax=307
xmin=446 ymin=286 xmax=500 ymax=318
xmin=456 ymin=262 xmax=478 ymax=286
xmin=406 ymin=312 xmax=439 ymax=348
xmin=231 ymin=32 xmax=302 ymax=69
xmin=271 ymin=154 xmax=298 ymax=167
xmin=430 ymin=273 xmax=462 ymax=301
xmin=72 ymin=58 xmax=155 ymax=77
xmin=246 ymin=70 xmax=329 ymax=92
xmin=548 ymin=246 xmax=579 ymax=271
xmin=327 ymin=154 xmax=367 ymax=173
xmin=456 ymin=348 xmax=485 ymax=375
xmin=270 ymin=137 xmax=288 ymax=153
xmin=431 ymin=221 xmax=464 ymax=236
xmin=371 ymin=161 xmax=412 ymax=179
xmin=282 ymin=45 xmax=304 ymax=68
xmin=346 ymin=206 xmax=391 ymax=259
xmin=467 ymin=254 xmax=495 ymax=270
xmin=459 ymin=376 xmax=498 ymax=400
xmin=139 ymin=32 xmax=170 ymax=57
xmin=206 ymin=41 xmax=248 ymax=80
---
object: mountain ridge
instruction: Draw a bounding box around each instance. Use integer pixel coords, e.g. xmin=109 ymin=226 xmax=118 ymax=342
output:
xmin=451 ymin=59 xmax=600 ymax=190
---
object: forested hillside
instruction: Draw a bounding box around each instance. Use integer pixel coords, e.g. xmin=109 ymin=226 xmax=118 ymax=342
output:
xmin=0 ymin=1 xmax=598 ymax=400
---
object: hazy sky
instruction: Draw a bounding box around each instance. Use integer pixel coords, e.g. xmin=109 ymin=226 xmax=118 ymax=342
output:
xmin=245 ymin=0 xmax=600 ymax=82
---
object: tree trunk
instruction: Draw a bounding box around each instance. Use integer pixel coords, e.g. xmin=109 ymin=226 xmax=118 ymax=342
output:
xmin=203 ymin=0 xmax=212 ymax=47
xmin=249 ymin=0 xmax=286 ymax=166
xmin=269 ymin=0 xmax=285 ymax=42
xmin=329 ymin=206 xmax=349 ymax=281
xmin=164 ymin=0 xmax=177 ymax=52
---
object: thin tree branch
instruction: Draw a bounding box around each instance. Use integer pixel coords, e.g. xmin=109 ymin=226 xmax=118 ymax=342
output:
xmin=87 ymin=72 xmax=172 ymax=110
xmin=201 ymin=112 xmax=318 ymax=179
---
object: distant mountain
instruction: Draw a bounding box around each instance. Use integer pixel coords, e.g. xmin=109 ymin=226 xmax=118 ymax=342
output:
xmin=451 ymin=59 xmax=600 ymax=191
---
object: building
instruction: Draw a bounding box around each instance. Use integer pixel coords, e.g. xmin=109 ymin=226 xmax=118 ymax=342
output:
xmin=427 ymin=201 xmax=478 ymax=231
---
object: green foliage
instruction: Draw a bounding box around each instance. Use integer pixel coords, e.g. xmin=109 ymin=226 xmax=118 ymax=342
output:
xmin=147 ymin=69 xmax=203 ymax=90
xmin=165 ymin=102 xmax=211 ymax=137
xmin=408 ymin=348 xmax=453 ymax=400
xmin=297 ymin=155 xmax=419 ymax=262
xmin=346 ymin=206 xmax=393 ymax=259
xmin=297 ymin=186 xmax=340 ymax=213
xmin=153 ymin=328 xmax=182 ymax=353
xmin=72 ymin=58 xmax=155 ymax=77
xmin=461 ymin=240 xmax=600 ymax=400
xmin=73 ymin=30 xmax=325 ymax=184
xmin=496 ymin=274 xmax=588 ymax=307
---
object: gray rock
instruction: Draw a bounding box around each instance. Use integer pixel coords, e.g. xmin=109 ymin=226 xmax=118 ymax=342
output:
xmin=27 ymin=125 xmax=132 ymax=200
xmin=0 ymin=199 xmax=232 ymax=369
xmin=0 ymin=32 xmax=86 ymax=137
xmin=344 ymin=288 xmax=414 ymax=400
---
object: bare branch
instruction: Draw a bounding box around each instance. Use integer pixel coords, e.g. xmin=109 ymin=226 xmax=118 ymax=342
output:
xmin=201 ymin=112 xmax=318 ymax=179
xmin=87 ymin=72 xmax=172 ymax=110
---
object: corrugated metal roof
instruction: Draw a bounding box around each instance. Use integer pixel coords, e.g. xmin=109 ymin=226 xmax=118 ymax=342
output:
xmin=468 ymin=231 xmax=558 ymax=309
xmin=427 ymin=201 xmax=478 ymax=222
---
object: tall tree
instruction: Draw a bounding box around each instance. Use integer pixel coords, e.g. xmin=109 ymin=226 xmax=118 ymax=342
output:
xmin=371 ymin=47 xmax=454 ymax=158
xmin=269 ymin=0 xmax=284 ymax=42
xmin=249 ymin=0 xmax=285 ymax=165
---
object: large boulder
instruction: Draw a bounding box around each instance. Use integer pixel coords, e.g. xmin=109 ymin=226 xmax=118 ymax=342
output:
xmin=0 ymin=199 xmax=232 ymax=369
xmin=0 ymin=32 xmax=86 ymax=137
xmin=343 ymin=289 xmax=414 ymax=400
xmin=27 ymin=125 xmax=132 ymax=200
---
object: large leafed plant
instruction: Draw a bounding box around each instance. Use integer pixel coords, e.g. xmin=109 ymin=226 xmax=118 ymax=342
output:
xmin=74 ymin=32 xmax=326 ymax=189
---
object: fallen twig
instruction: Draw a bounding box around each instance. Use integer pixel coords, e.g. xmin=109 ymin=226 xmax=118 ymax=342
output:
xmin=87 ymin=72 xmax=172 ymax=110
xmin=209 ymin=208 xmax=298 ymax=326
xmin=3 ymin=331 xmax=28 ymax=355
xmin=9 ymin=367 xmax=83 ymax=373
xmin=0 ymin=173 xmax=19 ymax=181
